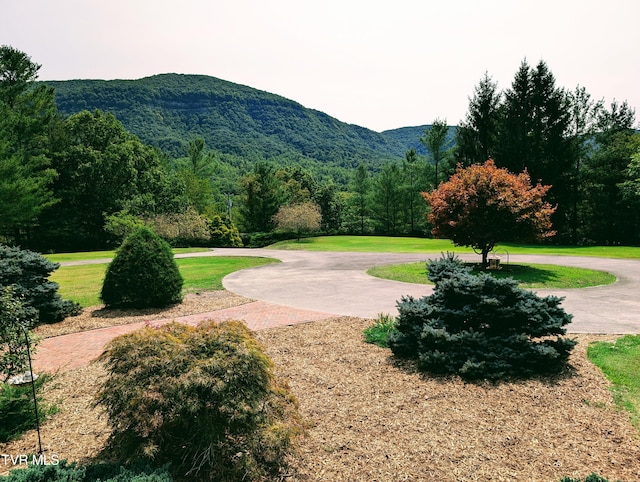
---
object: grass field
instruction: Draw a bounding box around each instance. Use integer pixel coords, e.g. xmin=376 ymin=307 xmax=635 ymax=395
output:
xmin=44 ymin=247 xmax=208 ymax=263
xmin=50 ymin=256 xmax=279 ymax=307
xmin=588 ymin=335 xmax=640 ymax=430
xmin=271 ymin=235 xmax=640 ymax=259
xmin=367 ymin=261 xmax=617 ymax=289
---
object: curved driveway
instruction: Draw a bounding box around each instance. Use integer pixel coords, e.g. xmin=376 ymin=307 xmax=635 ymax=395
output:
xmin=201 ymin=248 xmax=640 ymax=334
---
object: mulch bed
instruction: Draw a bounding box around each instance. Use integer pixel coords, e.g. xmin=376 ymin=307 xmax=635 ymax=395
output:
xmin=2 ymin=293 xmax=639 ymax=481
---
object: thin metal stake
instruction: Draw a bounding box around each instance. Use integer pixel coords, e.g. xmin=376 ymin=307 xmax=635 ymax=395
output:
xmin=21 ymin=324 xmax=42 ymax=454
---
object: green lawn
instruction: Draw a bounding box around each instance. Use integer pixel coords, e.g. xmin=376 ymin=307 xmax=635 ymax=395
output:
xmin=45 ymin=247 xmax=209 ymax=263
xmin=271 ymin=235 xmax=640 ymax=259
xmin=367 ymin=261 xmax=617 ymax=289
xmin=50 ymin=256 xmax=279 ymax=308
xmin=587 ymin=335 xmax=640 ymax=430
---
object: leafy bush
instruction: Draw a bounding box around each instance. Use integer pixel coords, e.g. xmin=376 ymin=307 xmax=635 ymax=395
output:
xmin=146 ymin=208 xmax=211 ymax=247
xmin=0 ymin=374 xmax=56 ymax=442
xmin=103 ymin=211 xmax=147 ymax=245
xmin=363 ymin=313 xmax=397 ymax=348
xmin=208 ymin=214 xmax=243 ymax=247
xmin=96 ymin=320 xmax=303 ymax=481
xmin=389 ymin=266 xmax=576 ymax=380
xmin=0 ymin=245 xmax=81 ymax=324
xmin=0 ymin=460 xmax=173 ymax=481
xmin=100 ymin=227 xmax=183 ymax=309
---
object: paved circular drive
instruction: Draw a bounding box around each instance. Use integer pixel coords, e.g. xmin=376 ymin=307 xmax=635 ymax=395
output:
xmin=34 ymin=248 xmax=640 ymax=373
xmin=202 ymin=248 xmax=640 ymax=334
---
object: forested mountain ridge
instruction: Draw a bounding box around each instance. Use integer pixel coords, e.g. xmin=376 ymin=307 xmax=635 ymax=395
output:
xmin=46 ymin=73 xmax=418 ymax=167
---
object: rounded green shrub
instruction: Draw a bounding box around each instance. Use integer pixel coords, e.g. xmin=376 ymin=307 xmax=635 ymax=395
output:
xmin=208 ymin=214 xmax=243 ymax=247
xmin=96 ymin=320 xmax=302 ymax=481
xmin=100 ymin=227 xmax=183 ymax=309
xmin=389 ymin=265 xmax=576 ymax=380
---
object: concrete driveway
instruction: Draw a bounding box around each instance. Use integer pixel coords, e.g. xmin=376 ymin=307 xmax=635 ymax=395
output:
xmin=200 ymin=248 xmax=640 ymax=334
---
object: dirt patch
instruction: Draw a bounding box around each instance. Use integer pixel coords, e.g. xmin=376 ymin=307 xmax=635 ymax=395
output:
xmin=33 ymin=291 xmax=253 ymax=338
xmin=3 ymin=301 xmax=639 ymax=480
xmin=258 ymin=319 xmax=639 ymax=481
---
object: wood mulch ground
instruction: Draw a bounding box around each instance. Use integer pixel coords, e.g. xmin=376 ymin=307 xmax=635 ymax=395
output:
xmin=2 ymin=291 xmax=639 ymax=481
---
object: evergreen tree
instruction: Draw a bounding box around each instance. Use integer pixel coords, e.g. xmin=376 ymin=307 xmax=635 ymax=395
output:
xmin=581 ymin=101 xmax=639 ymax=244
xmin=455 ymin=72 xmax=502 ymax=166
xmin=0 ymin=46 xmax=57 ymax=243
xmin=351 ymin=163 xmax=371 ymax=235
xmin=239 ymin=161 xmax=283 ymax=232
xmin=371 ymin=163 xmax=403 ymax=234
xmin=420 ymin=118 xmax=453 ymax=187
xmin=566 ymin=86 xmax=604 ymax=243
xmin=496 ymin=60 xmax=573 ymax=240
xmin=101 ymin=227 xmax=183 ymax=309
xmin=401 ymin=148 xmax=425 ymax=234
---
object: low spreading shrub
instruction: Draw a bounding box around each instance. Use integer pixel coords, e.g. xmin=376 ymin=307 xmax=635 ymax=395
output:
xmin=559 ymin=474 xmax=616 ymax=482
xmin=0 ymin=245 xmax=80 ymax=324
xmin=96 ymin=320 xmax=303 ymax=481
xmin=100 ymin=227 xmax=183 ymax=309
xmin=389 ymin=254 xmax=576 ymax=380
xmin=0 ymin=460 xmax=173 ymax=481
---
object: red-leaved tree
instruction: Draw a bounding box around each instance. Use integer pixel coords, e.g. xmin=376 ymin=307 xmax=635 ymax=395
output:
xmin=422 ymin=160 xmax=556 ymax=267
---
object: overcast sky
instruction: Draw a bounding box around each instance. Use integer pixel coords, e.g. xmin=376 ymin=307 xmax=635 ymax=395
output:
xmin=3 ymin=0 xmax=639 ymax=132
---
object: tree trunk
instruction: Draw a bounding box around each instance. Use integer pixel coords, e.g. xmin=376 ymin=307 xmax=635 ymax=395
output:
xmin=481 ymin=247 xmax=489 ymax=269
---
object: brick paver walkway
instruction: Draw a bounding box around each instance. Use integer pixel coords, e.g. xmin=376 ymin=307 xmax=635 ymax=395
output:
xmin=32 ymin=301 xmax=333 ymax=374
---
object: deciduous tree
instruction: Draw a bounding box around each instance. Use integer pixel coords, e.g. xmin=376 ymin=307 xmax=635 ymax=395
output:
xmin=423 ymin=160 xmax=556 ymax=267
xmin=40 ymin=110 xmax=178 ymax=250
xmin=273 ymin=201 xmax=321 ymax=239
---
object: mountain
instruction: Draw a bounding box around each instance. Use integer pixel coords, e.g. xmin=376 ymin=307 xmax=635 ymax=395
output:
xmin=382 ymin=125 xmax=457 ymax=157
xmin=46 ymin=73 xmax=417 ymax=169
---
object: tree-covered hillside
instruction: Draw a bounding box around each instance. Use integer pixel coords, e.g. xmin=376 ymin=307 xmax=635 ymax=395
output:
xmin=47 ymin=74 xmax=411 ymax=167
xmin=381 ymin=125 xmax=455 ymax=156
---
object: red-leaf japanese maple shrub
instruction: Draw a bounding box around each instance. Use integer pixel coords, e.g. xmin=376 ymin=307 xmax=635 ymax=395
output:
xmin=422 ymin=160 xmax=556 ymax=267
xmin=96 ymin=320 xmax=303 ymax=482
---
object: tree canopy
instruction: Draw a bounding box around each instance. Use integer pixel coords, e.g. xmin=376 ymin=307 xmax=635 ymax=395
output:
xmin=0 ymin=45 xmax=57 ymax=243
xmin=423 ymin=160 xmax=556 ymax=266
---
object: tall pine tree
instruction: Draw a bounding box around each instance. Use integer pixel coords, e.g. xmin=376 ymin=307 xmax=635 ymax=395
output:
xmin=0 ymin=46 xmax=57 ymax=243
xmin=495 ymin=60 xmax=573 ymax=240
xmin=455 ymin=72 xmax=502 ymax=166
